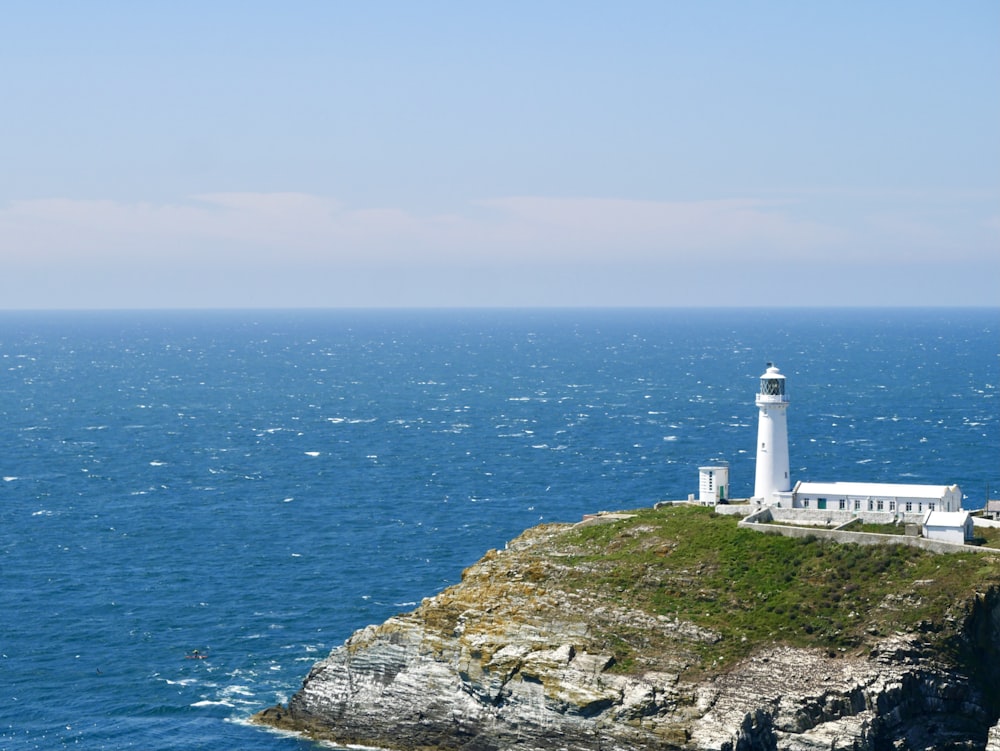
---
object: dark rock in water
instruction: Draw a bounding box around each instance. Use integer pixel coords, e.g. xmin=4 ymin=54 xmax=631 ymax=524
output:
xmin=253 ymin=510 xmax=1000 ymax=750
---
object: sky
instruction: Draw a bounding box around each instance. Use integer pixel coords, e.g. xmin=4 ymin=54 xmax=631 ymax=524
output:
xmin=1 ymin=2 xmax=998 ymax=309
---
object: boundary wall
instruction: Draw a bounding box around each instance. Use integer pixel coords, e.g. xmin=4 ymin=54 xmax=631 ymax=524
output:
xmin=738 ymin=507 xmax=999 ymax=556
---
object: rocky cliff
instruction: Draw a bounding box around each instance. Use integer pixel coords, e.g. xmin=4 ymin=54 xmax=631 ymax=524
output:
xmin=254 ymin=506 xmax=1000 ymax=750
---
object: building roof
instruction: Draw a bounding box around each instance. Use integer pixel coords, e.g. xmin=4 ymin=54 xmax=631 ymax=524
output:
xmin=793 ymin=481 xmax=957 ymax=499
xmin=987 ymin=500 xmax=1000 ymax=513
xmin=923 ymin=510 xmax=970 ymax=527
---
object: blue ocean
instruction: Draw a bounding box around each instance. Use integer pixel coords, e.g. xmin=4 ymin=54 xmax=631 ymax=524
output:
xmin=1 ymin=308 xmax=996 ymax=749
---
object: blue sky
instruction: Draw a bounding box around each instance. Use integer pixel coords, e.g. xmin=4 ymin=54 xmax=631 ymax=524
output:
xmin=1 ymin=2 xmax=997 ymax=309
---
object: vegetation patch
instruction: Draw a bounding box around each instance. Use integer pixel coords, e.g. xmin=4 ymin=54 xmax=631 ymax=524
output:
xmin=548 ymin=505 xmax=1000 ymax=672
xmin=834 ymin=519 xmax=908 ymax=535
xmin=973 ymin=525 xmax=1000 ymax=549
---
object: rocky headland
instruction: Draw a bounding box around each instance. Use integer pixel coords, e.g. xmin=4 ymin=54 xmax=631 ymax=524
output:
xmin=254 ymin=505 xmax=1000 ymax=750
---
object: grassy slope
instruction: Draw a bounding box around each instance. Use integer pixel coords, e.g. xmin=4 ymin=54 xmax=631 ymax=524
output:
xmin=545 ymin=506 xmax=1000 ymax=673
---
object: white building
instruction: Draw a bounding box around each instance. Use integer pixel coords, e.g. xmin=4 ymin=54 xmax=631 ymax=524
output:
xmin=922 ymin=510 xmax=974 ymax=544
xmin=792 ymin=481 xmax=962 ymax=515
xmin=741 ymin=363 xmax=965 ymax=529
xmin=752 ymin=364 xmax=791 ymax=505
xmin=698 ymin=462 xmax=729 ymax=505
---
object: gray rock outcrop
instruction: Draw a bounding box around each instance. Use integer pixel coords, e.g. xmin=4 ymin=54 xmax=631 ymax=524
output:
xmin=254 ymin=515 xmax=1000 ymax=750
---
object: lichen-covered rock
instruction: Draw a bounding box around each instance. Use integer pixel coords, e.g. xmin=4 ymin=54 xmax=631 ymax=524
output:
xmin=254 ymin=517 xmax=1000 ymax=750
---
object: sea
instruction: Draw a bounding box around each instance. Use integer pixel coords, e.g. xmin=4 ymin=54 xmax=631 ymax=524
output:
xmin=0 ymin=308 xmax=996 ymax=750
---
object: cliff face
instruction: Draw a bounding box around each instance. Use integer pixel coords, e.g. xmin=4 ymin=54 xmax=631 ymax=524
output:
xmin=254 ymin=509 xmax=1000 ymax=751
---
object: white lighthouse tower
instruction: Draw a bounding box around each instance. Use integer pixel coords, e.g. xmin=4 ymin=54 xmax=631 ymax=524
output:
xmin=753 ymin=363 xmax=791 ymax=505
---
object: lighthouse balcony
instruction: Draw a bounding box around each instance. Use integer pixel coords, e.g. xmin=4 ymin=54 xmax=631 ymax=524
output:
xmin=756 ymin=393 xmax=789 ymax=404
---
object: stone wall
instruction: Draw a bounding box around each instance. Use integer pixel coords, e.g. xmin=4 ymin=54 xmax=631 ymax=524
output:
xmin=739 ymin=507 xmax=999 ymax=556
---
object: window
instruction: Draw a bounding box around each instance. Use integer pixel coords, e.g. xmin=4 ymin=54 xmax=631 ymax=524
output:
xmin=762 ymin=378 xmax=784 ymax=396
xmin=889 ymin=501 xmax=896 ymax=511
xmin=868 ymin=499 xmax=874 ymax=511
xmin=928 ymin=502 xmax=935 ymax=512
xmin=803 ymin=499 xmax=810 ymax=508
xmin=876 ymin=500 xmax=884 ymax=511
xmin=839 ymin=499 xmax=846 ymax=510
xmin=905 ymin=501 xmax=912 ymax=512
xmin=854 ymin=499 xmax=861 ymax=510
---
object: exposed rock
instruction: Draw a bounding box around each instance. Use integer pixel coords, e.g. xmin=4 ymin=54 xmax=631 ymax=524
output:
xmin=254 ymin=513 xmax=1000 ymax=750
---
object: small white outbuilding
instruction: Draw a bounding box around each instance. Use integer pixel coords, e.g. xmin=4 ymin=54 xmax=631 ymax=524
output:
xmin=922 ymin=510 xmax=974 ymax=545
xmin=698 ymin=462 xmax=729 ymax=505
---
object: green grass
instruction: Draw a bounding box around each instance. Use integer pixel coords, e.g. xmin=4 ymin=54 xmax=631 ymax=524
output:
xmin=843 ymin=520 xmax=908 ymax=535
xmin=551 ymin=506 xmax=1000 ymax=671
xmin=974 ymin=525 xmax=1000 ymax=549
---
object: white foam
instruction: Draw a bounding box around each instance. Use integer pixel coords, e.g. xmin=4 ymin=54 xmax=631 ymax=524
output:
xmin=221 ymin=684 xmax=255 ymax=698
xmin=304 ymin=451 xmax=321 ymax=457
xmin=164 ymin=678 xmax=199 ymax=686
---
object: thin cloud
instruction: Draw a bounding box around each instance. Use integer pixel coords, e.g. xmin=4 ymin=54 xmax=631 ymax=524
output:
xmin=1 ymin=193 xmax=846 ymax=266
xmin=476 ymin=196 xmax=842 ymax=261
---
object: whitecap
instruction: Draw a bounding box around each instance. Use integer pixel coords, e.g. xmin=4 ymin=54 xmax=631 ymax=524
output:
xmin=3 ymin=476 xmax=17 ymax=482
xmin=149 ymin=461 xmax=167 ymax=467
xmin=221 ymin=684 xmax=255 ymax=698
xmin=191 ymin=699 xmax=234 ymax=708
xmin=304 ymin=451 xmax=320 ymax=457
xmin=662 ymin=435 xmax=678 ymax=442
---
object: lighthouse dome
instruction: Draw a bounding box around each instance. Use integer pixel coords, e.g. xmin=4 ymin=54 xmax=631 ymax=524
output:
xmin=761 ymin=363 xmax=784 ymax=379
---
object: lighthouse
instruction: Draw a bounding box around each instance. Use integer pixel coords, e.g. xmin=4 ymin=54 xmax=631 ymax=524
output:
xmin=753 ymin=363 xmax=791 ymax=504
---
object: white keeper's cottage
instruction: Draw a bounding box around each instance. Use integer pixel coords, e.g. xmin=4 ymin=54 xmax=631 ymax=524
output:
xmin=792 ymin=481 xmax=962 ymax=515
